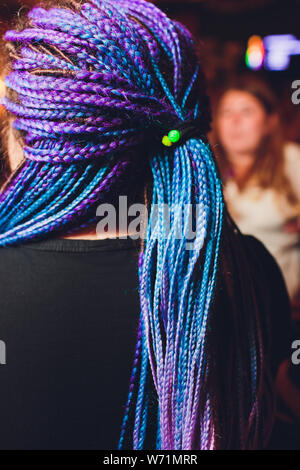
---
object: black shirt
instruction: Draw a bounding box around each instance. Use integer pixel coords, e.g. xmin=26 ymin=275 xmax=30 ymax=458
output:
xmin=0 ymin=234 xmax=291 ymax=450
xmin=0 ymin=236 xmax=141 ymax=450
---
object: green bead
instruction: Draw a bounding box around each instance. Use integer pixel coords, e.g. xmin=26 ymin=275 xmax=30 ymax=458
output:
xmin=168 ymin=129 xmax=181 ymax=143
xmin=162 ymin=135 xmax=172 ymax=147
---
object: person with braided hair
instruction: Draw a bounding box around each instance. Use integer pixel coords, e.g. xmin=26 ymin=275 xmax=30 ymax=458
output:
xmin=0 ymin=0 xmax=292 ymax=450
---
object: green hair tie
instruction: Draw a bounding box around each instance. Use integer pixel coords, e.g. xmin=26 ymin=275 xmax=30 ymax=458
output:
xmin=161 ymin=116 xmax=211 ymax=148
xmin=162 ymin=129 xmax=181 ymax=147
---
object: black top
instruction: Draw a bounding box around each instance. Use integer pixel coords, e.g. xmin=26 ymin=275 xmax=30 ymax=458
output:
xmin=0 ymin=236 xmax=141 ymax=450
xmin=0 ymin=234 xmax=291 ymax=450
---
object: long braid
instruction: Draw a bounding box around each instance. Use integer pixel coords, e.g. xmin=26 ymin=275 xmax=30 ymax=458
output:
xmin=1 ymin=0 xmax=274 ymax=449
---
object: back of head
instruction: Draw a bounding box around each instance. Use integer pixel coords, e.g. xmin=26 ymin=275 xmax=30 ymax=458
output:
xmin=1 ymin=0 xmax=210 ymax=245
xmin=0 ymin=0 xmax=274 ymax=449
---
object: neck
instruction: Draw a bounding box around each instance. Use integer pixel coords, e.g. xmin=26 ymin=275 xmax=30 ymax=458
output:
xmin=226 ymin=151 xmax=256 ymax=185
xmin=59 ymin=224 xmax=139 ymax=240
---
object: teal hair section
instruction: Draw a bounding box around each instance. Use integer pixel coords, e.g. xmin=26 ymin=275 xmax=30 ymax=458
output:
xmin=0 ymin=0 xmax=274 ymax=450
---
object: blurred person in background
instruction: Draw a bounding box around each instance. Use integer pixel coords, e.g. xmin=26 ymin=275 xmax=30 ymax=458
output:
xmin=213 ymin=75 xmax=300 ymax=306
xmin=212 ymin=75 xmax=300 ymax=448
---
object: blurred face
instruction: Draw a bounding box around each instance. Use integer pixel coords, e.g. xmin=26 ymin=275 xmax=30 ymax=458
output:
xmin=216 ymin=90 xmax=272 ymax=157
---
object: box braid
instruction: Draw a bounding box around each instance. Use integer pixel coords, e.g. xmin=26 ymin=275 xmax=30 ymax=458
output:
xmin=1 ymin=0 xmax=274 ymax=449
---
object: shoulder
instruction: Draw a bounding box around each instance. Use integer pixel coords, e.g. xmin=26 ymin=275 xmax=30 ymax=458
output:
xmin=0 ymin=244 xmax=32 ymax=283
xmin=241 ymin=233 xmax=274 ymax=261
xmin=242 ymin=233 xmax=272 ymax=254
xmin=240 ymin=234 xmax=291 ymax=309
xmin=241 ymin=233 xmax=292 ymax=364
xmin=241 ymin=233 xmax=291 ymax=318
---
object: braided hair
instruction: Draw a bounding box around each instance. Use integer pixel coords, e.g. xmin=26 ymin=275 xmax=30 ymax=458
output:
xmin=1 ymin=0 xmax=274 ymax=449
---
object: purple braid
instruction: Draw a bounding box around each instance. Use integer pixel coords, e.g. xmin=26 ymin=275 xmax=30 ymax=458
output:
xmin=1 ymin=0 xmax=275 ymax=449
